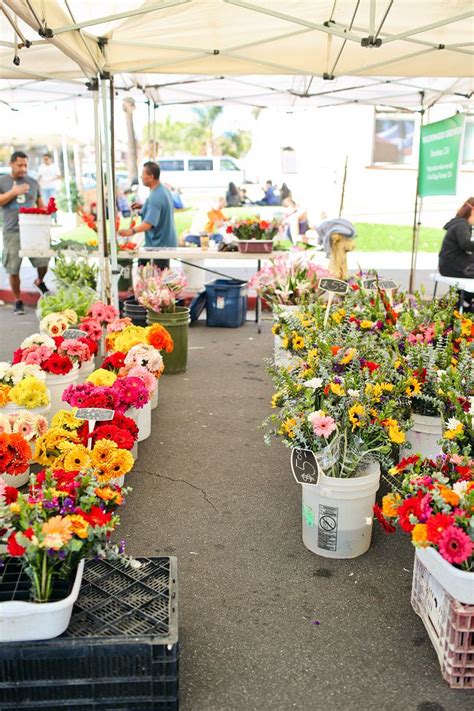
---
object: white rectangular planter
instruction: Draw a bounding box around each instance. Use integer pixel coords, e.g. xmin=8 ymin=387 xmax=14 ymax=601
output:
xmin=415 ymin=547 xmax=474 ymax=605
xmin=0 ymin=559 xmax=84 ymax=642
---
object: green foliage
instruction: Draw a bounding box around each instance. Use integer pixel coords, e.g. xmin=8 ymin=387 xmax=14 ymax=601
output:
xmin=216 ymin=130 xmax=252 ymax=158
xmin=52 ymin=253 xmax=98 ymax=290
xmin=57 ymin=178 xmax=84 ymax=213
xmin=38 ymin=285 xmax=97 ymax=319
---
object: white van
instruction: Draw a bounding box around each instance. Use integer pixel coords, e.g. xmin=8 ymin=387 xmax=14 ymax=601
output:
xmin=155 ymin=155 xmax=245 ymax=192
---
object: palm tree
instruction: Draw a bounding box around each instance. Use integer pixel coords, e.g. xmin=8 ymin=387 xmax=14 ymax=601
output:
xmin=143 ymin=116 xmax=189 ymax=156
xmin=186 ymin=106 xmax=224 ymax=155
xmin=122 ymin=97 xmax=138 ymax=183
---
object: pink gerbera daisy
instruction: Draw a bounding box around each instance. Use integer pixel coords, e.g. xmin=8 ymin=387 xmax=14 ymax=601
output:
xmin=307 ymin=411 xmax=337 ymax=438
xmin=438 ymin=526 xmax=473 ymax=565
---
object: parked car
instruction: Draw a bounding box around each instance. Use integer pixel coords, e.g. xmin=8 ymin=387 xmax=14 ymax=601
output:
xmin=153 ymin=155 xmax=245 ymax=192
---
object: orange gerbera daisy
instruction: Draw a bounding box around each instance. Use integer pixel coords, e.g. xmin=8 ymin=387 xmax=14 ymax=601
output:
xmin=147 ymin=323 xmax=174 ymax=353
xmin=41 ymin=516 xmax=72 ymax=549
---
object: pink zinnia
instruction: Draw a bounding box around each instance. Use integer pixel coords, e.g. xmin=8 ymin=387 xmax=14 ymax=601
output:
xmin=308 ymin=412 xmax=337 ymax=438
xmin=438 ymin=526 xmax=473 ymax=565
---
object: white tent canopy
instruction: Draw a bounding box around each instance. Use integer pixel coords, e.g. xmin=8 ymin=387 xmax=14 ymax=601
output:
xmin=1 ymin=0 xmax=473 ymax=82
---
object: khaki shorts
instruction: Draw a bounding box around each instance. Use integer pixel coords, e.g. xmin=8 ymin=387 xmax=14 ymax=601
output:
xmin=2 ymin=231 xmax=50 ymax=275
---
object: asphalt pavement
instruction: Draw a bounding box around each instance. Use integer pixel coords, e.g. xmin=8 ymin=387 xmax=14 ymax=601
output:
xmin=0 ymin=304 xmax=471 ymax=711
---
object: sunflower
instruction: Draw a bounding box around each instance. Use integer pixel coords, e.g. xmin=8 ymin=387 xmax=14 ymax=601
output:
xmin=348 ymin=403 xmax=365 ymax=429
xmin=405 ymin=377 xmax=422 ymax=397
xmin=292 ymin=335 xmax=305 ymax=350
xmin=63 ymin=445 xmax=91 ymax=472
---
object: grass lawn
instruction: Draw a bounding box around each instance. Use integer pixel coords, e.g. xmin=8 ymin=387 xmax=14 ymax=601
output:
xmin=54 ymin=211 xmax=445 ymax=253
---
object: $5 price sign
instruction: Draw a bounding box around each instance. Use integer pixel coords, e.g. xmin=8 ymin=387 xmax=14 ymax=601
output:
xmin=291 ymin=448 xmax=320 ymax=486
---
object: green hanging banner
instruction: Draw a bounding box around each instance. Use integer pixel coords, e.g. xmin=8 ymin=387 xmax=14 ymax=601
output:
xmin=418 ymin=114 xmax=465 ymax=197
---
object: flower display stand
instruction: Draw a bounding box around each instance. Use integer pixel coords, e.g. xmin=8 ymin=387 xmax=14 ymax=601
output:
xmin=0 ymin=556 xmax=179 ymax=710
xmin=411 ymin=547 xmax=474 ymax=688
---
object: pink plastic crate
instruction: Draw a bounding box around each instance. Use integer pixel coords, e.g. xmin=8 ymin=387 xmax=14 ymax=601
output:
xmin=411 ymin=552 xmax=474 ymax=689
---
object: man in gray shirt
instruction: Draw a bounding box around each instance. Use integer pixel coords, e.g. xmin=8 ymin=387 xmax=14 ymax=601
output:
xmin=0 ymin=151 xmax=50 ymax=314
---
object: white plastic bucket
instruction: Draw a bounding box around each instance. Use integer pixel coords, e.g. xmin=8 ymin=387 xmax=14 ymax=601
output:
xmin=131 ymin=440 xmax=138 ymax=461
xmin=151 ymin=381 xmax=159 ymax=410
xmin=19 ymin=213 xmax=51 ymax=251
xmin=127 ymin=400 xmax=152 ymax=441
xmin=401 ymin=413 xmax=442 ymax=460
xmin=0 ymin=467 xmax=30 ymax=488
xmin=301 ymin=460 xmax=381 ymax=559
xmin=0 ymin=403 xmax=50 ymax=417
xmin=45 ymin=366 xmax=79 ymax=419
xmin=0 ymin=559 xmax=84 ymax=642
xmin=76 ymin=358 xmax=95 ymax=384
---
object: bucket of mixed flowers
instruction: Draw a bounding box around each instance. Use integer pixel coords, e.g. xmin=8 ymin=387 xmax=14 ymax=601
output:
xmin=0 ymin=467 xmax=130 ymax=641
xmin=135 ymin=267 xmax=188 ymax=374
xmin=229 ymin=217 xmax=280 ymax=253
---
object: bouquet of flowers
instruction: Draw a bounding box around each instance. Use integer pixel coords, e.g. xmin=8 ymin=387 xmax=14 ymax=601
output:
xmin=228 ymin=217 xmax=280 ymax=241
xmin=249 ymin=256 xmax=329 ymax=307
xmin=135 ymin=267 xmax=188 ymax=314
xmin=87 ymin=301 xmax=119 ymax=326
xmin=1 ymin=467 xmax=127 ymax=602
xmin=0 ymin=362 xmax=50 ymax=410
xmin=89 ymin=413 xmax=139 ymax=452
xmin=0 ymin=432 xmax=31 ymax=476
xmin=375 ymin=454 xmax=473 ymax=571
xmin=123 ymin=344 xmax=164 ymax=379
xmin=106 ymin=322 xmax=174 ymax=355
xmin=19 ymin=196 xmax=57 ymax=215
xmin=0 ymin=411 xmax=48 ymax=442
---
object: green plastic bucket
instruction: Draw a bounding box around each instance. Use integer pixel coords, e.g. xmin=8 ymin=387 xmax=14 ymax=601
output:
xmin=146 ymin=306 xmax=190 ymax=374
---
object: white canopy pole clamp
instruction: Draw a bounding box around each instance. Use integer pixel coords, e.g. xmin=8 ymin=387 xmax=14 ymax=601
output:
xmin=89 ymin=77 xmax=109 ymax=304
xmin=100 ymin=73 xmax=119 ymax=309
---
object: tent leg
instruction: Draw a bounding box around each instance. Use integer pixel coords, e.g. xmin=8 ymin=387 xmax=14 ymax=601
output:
xmin=100 ymin=76 xmax=119 ymax=309
xmin=408 ymin=91 xmax=425 ymax=294
xmin=93 ymin=79 xmax=109 ymax=304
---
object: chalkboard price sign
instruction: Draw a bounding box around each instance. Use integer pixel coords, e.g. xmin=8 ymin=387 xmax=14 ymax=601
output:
xmin=291 ymin=449 xmax=320 ymax=486
xmin=76 ymin=408 xmax=114 ymax=421
xmin=63 ymin=328 xmax=88 ymax=339
xmin=318 ymin=277 xmax=348 ymax=295
xmin=378 ymin=279 xmax=398 ymax=290
xmin=362 ymin=278 xmax=377 ymax=290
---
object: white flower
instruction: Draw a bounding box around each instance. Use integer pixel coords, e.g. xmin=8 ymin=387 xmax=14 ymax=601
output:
xmin=304 ymin=377 xmax=323 ymax=389
xmin=348 ymin=389 xmax=359 ymax=398
xmin=393 ymin=303 xmax=404 ymax=313
xmin=22 ymin=364 xmax=46 ymax=380
xmin=453 ymin=480 xmax=468 ymax=497
xmin=446 ymin=417 xmax=462 ymax=430
xmin=0 ymin=362 xmax=11 ymax=381
xmin=470 ymin=398 xmax=474 ymax=416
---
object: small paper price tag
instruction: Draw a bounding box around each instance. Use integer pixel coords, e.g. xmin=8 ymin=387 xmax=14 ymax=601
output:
xmin=76 ymin=408 xmax=114 ymax=421
xmin=318 ymin=277 xmax=349 ymax=295
xmin=63 ymin=328 xmax=88 ymax=339
xmin=362 ymin=278 xmax=377 ymax=290
xmin=291 ymin=448 xmax=320 ymax=486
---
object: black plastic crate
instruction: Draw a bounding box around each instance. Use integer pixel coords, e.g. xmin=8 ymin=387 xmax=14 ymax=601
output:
xmin=0 ymin=557 xmax=178 ymax=710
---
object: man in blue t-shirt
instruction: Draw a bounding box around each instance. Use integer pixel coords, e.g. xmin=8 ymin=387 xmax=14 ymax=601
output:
xmin=119 ymin=161 xmax=177 ymax=269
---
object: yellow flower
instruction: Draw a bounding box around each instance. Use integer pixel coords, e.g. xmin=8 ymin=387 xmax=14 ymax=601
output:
xmin=9 ymin=502 xmax=21 ymax=514
xmin=271 ymin=323 xmax=280 ymax=335
xmin=281 ymin=417 xmax=297 ymax=439
xmin=51 ymin=409 xmax=82 ymax=431
xmin=66 ymin=514 xmax=90 ymax=539
xmin=394 ymin=360 xmax=401 ymax=369
xmin=388 ymin=426 xmax=405 ymax=445
xmin=63 ymin=445 xmax=91 ymax=472
xmin=340 ymin=348 xmax=356 ymax=365
xmin=9 ymin=377 xmax=49 ymax=409
xmin=349 ymin=403 xmax=365 ymax=428
xmin=41 ymin=516 xmax=72 ymax=549
xmin=307 ymin=348 xmax=318 ymax=362
xmin=281 ymin=336 xmax=290 ymax=349
xmin=331 ymin=309 xmax=346 ymax=324
xmin=406 ymin=378 xmax=422 ymax=397
xmin=86 ymin=369 xmax=117 ymax=387
xmin=63 ymin=309 xmax=78 ymax=325
xmin=91 ymin=439 xmax=118 ymax=466
xmin=444 ymin=424 xmax=464 ymax=440
xmin=438 ymin=485 xmax=460 ymax=507
xmin=0 ymin=384 xmax=11 ymax=407
xmin=292 ymin=335 xmax=305 ymax=350
xmin=360 ymin=320 xmax=374 ymax=329
xmin=382 ymin=493 xmax=401 ymax=518
xmin=381 ymin=383 xmax=394 ymax=392
xmin=411 ymin=523 xmax=429 ymax=547
xmin=108 ymin=449 xmax=134 ymax=477
xmin=330 ymin=382 xmax=345 ymax=397
xmin=460 ymin=317 xmax=472 ymax=337
xmin=271 ymin=392 xmax=283 ymax=408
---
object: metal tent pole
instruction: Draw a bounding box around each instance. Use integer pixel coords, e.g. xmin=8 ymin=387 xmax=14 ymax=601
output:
xmin=92 ymin=78 xmax=109 ymax=303
xmin=100 ymin=75 xmax=119 ymax=308
xmin=408 ymin=91 xmax=425 ymax=294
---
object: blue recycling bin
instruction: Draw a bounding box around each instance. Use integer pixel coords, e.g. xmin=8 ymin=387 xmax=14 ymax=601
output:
xmin=205 ymin=279 xmax=248 ymax=328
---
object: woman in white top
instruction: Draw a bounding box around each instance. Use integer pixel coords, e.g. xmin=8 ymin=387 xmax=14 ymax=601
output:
xmin=37 ymin=154 xmax=60 ymax=223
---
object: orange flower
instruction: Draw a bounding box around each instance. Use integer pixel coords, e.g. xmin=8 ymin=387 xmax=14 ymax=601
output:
xmin=0 ymin=384 xmax=11 ymax=407
xmin=438 ymin=485 xmax=460 ymax=507
xmin=411 ymin=523 xmax=429 ymax=547
xmin=382 ymin=493 xmax=401 ymax=518
xmin=331 ymin=346 xmax=342 ymax=355
xmin=147 ymin=323 xmax=174 ymax=353
xmin=95 ymin=486 xmax=123 ymax=505
xmin=41 ymin=516 xmax=72 ymax=549
xmin=66 ymin=514 xmax=89 ymax=539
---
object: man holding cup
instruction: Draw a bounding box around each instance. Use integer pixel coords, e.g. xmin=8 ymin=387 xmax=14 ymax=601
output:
xmin=0 ymin=151 xmax=50 ymax=314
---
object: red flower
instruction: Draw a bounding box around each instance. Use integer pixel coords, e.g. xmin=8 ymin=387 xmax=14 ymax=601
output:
xmin=77 ymin=506 xmax=112 ymax=527
xmin=92 ymin=425 xmax=134 ymax=450
xmin=99 ymin=413 xmax=138 ymax=441
xmin=426 ymin=513 xmax=455 ymax=544
xmin=373 ymin=504 xmax=396 ymax=534
xmin=7 ymin=529 xmax=34 ymax=556
xmin=455 ymin=465 xmax=472 ymax=479
xmin=394 ymin=455 xmax=420 ymax=472
xmin=79 ymin=336 xmax=98 ymax=356
xmin=259 ymin=220 xmax=269 ymax=230
xmin=3 ymin=486 xmax=19 ymax=504
xmin=361 ymin=360 xmax=380 ymax=372
xmin=82 ymin=393 xmax=116 ymax=410
xmin=226 ymin=226 xmax=233 ymax=234
xmin=350 ymin=284 xmax=359 ymax=291
xmin=102 ymin=352 xmax=126 ymax=372
xmin=42 ymin=353 xmax=73 ymax=375
xmin=12 ymin=348 xmax=24 ymax=364
xmin=397 ymin=493 xmax=423 ymax=532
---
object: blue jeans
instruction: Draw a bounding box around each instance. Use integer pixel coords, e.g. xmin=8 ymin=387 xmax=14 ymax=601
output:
xmin=41 ymin=187 xmax=57 ymax=222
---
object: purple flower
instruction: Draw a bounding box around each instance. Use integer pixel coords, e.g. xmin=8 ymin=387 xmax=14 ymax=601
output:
xmin=119 ymin=539 xmax=126 ymax=553
xmin=43 ymin=499 xmax=57 ymax=510
xmin=60 ymin=497 xmax=75 ymax=514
